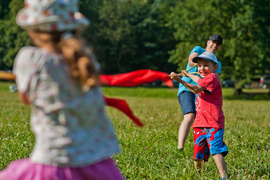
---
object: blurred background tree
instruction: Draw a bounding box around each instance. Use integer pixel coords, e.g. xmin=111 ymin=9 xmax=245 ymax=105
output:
xmin=166 ymin=0 xmax=270 ymax=88
xmin=0 ymin=0 xmax=30 ymax=70
xmin=81 ymin=0 xmax=177 ymax=74
xmin=0 ymin=0 xmax=270 ymax=90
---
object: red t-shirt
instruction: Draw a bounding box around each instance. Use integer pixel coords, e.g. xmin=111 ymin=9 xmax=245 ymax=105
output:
xmin=193 ymin=73 xmax=225 ymax=129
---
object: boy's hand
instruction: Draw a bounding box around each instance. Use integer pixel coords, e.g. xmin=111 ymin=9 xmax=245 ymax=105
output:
xmin=181 ymin=70 xmax=189 ymax=77
xmin=169 ymin=72 xmax=181 ymax=81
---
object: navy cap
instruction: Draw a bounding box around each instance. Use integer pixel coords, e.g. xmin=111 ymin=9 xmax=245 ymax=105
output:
xmin=209 ymin=34 xmax=223 ymax=45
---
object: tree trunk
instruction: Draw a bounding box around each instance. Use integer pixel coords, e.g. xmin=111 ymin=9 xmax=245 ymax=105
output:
xmin=234 ymin=88 xmax=242 ymax=96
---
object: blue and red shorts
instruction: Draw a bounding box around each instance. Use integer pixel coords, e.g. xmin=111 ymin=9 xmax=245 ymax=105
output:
xmin=193 ymin=127 xmax=228 ymax=161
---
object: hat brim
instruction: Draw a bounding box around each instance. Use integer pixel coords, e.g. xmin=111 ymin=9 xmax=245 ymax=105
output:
xmin=16 ymin=8 xmax=59 ymax=27
xmin=192 ymin=56 xmax=217 ymax=63
xmin=16 ymin=8 xmax=90 ymax=31
xmin=210 ymin=39 xmax=222 ymax=45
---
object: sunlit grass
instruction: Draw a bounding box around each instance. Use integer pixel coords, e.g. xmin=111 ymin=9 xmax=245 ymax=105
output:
xmin=0 ymin=82 xmax=269 ymax=179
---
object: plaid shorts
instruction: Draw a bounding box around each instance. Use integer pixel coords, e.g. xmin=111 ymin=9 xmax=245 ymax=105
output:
xmin=193 ymin=127 xmax=228 ymax=161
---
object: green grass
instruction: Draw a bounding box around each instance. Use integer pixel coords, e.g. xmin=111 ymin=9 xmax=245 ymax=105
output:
xmin=0 ymin=82 xmax=269 ymax=179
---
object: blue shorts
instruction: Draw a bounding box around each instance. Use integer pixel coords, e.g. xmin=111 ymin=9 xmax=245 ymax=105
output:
xmin=193 ymin=128 xmax=228 ymax=161
xmin=178 ymin=91 xmax=196 ymax=115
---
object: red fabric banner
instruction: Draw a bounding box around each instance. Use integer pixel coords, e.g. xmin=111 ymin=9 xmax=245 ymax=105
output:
xmin=100 ymin=69 xmax=173 ymax=87
xmin=104 ymin=96 xmax=144 ymax=127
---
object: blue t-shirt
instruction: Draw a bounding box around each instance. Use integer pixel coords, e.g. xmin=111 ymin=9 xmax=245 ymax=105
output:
xmin=177 ymin=46 xmax=222 ymax=95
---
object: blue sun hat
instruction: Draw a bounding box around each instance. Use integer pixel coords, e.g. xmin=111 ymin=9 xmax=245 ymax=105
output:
xmin=16 ymin=0 xmax=89 ymax=32
xmin=192 ymin=52 xmax=218 ymax=64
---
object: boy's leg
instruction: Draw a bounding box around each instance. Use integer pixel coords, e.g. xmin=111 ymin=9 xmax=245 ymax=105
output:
xmin=178 ymin=112 xmax=195 ymax=149
xmin=207 ymin=128 xmax=228 ymax=179
xmin=177 ymin=91 xmax=196 ymax=150
xmin=212 ymin=153 xmax=228 ymax=179
xmin=193 ymin=128 xmax=210 ymax=177
xmin=194 ymin=159 xmax=204 ymax=176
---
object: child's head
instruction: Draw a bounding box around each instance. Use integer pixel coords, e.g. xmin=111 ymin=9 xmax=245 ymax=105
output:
xmin=16 ymin=0 xmax=89 ymax=32
xmin=192 ymin=52 xmax=218 ymax=78
xmin=16 ymin=0 xmax=99 ymax=90
xmin=205 ymin=34 xmax=223 ymax=53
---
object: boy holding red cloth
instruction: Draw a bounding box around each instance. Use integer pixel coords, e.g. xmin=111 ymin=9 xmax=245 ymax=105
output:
xmin=170 ymin=52 xmax=228 ymax=180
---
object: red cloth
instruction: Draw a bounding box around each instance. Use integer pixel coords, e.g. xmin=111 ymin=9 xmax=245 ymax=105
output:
xmin=101 ymin=69 xmax=173 ymax=127
xmin=104 ymin=96 xmax=144 ymax=127
xmin=194 ymin=73 xmax=225 ymax=129
xmin=99 ymin=69 xmax=173 ymax=87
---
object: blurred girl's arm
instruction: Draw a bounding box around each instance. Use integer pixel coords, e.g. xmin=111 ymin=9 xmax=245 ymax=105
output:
xmin=18 ymin=92 xmax=31 ymax=105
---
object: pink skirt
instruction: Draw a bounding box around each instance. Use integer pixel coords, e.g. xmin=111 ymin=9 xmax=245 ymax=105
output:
xmin=0 ymin=158 xmax=124 ymax=180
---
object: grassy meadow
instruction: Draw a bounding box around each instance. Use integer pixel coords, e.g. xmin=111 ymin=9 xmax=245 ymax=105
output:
xmin=0 ymin=81 xmax=269 ymax=179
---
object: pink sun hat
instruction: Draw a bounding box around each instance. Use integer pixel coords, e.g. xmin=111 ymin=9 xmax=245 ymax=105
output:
xmin=16 ymin=0 xmax=90 ymax=32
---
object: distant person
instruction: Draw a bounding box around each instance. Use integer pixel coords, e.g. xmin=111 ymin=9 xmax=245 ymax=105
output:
xmin=177 ymin=34 xmax=223 ymax=152
xmin=170 ymin=52 xmax=228 ymax=180
xmin=0 ymin=0 xmax=124 ymax=179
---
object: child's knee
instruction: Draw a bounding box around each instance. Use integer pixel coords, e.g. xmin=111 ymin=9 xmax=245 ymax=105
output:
xmin=183 ymin=113 xmax=195 ymax=123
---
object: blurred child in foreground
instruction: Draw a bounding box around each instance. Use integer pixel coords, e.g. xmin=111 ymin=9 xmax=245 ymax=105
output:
xmin=0 ymin=0 xmax=124 ymax=179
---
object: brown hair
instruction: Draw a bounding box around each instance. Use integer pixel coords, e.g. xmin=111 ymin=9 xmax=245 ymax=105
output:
xmin=29 ymin=30 xmax=100 ymax=91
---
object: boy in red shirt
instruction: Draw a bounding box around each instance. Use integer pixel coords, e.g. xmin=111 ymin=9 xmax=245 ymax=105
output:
xmin=170 ymin=52 xmax=228 ymax=180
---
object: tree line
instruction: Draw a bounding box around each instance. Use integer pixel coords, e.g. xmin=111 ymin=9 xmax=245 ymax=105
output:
xmin=1 ymin=0 xmax=270 ymax=88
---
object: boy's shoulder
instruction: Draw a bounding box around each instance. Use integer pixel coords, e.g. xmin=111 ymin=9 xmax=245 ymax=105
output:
xmin=15 ymin=46 xmax=52 ymax=70
xmin=16 ymin=46 xmax=36 ymax=61
xmin=19 ymin=46 xmax=40 ymax=53
xmin=17 ymin=46 xmax=43 ymax=60
xmin=190 ymin=46 xmax=205 ymax=55
xmin=198 ymin=73 xmax=220 ymax=92
xmin=204 ymin=73 xmax=219 ymax=82
xmin=194 ymin=46 xmax=204 ymax=50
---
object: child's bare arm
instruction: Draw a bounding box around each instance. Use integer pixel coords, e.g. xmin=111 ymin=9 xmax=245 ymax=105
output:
xmin=169 ymin=72 xmax=205 ymax=94
xmin=188 ymin=52 xmax=198 ymax=67
xmin=182 ymin=70 xmax=201 ymax=84
xmin=18 ymin=92 xmax=31 ymax=105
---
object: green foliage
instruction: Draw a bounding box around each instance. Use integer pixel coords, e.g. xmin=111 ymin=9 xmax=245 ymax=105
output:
xmin=167 ymin=0 xmax=270 ymax=87
xmin=0 ymin=0 xmax=30 ymax=70
xmin=0 ymin=1 xmax=10 ymax=19
xmin=1 ymin=0 xmax=177 ymax=73
xmin=88 ymin=0 xmax=177 ymax=73
xmin=1 ymin=0 xmax=270 ymax=88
